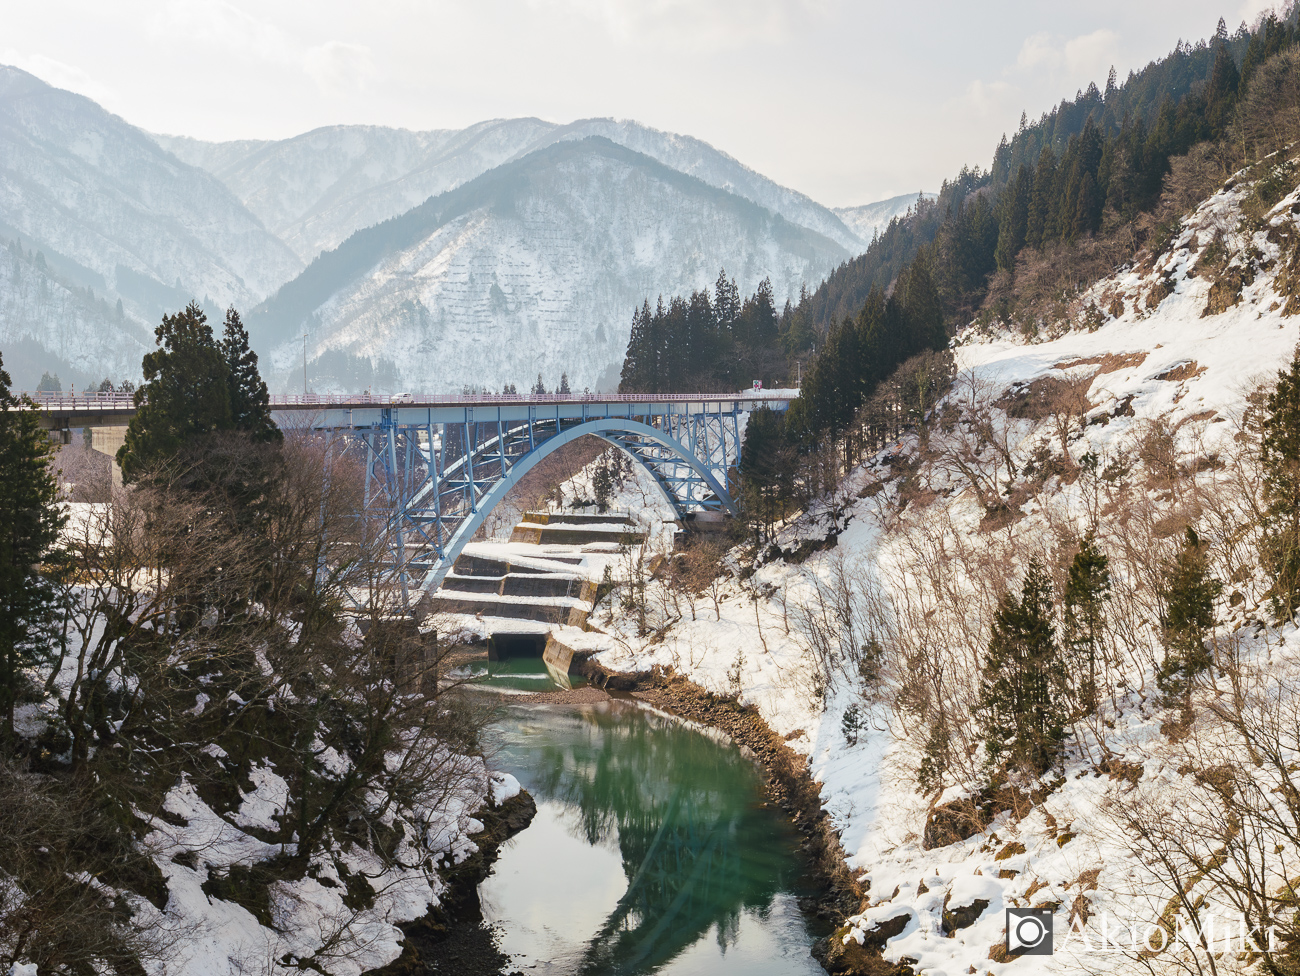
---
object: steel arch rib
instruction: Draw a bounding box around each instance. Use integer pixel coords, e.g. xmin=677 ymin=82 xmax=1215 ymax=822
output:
xmin=418 ymin=418 xmax=734 ymax=593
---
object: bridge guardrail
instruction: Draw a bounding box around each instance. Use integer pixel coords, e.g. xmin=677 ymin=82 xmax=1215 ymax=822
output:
xmin=20 ymin=390 xmax=800 ymax=410
xmin=23 ymin=391 xmax=138 ymax=410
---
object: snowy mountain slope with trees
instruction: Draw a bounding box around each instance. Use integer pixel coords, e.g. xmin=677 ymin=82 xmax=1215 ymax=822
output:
xmin=579 ymin=57 xmax=1300 ymax=969
xmin=0 ymin=65 xmax=304 ymax=388
xmin=0 ymin=306 xmax=527 ymax=976
xmin=0 ymin=66 xmax=868 ymax=393
xmin=0 ymin=237 xmax=152 ymax=390
xmin=250 ymin=137 xmax=849 ymax=393
xmin=156 ymin=117 xmax=863 ymax=262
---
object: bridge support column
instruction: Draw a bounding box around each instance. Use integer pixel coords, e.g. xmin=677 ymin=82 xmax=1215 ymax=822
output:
xmin=88 ymin=426 xmax=127 ymax=490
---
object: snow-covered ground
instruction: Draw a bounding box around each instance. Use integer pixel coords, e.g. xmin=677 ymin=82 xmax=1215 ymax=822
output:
xmin=583 ymin=174 xmax=1300 ymax=973
xmin=128 ymin=762 xmax=519 ymax=976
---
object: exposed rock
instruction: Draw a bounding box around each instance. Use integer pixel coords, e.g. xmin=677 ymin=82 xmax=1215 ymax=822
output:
xmin=1203 ymin=271 xmax=1245 ymax=316
xmin=942 ymin=896 xmax=990 ymax=934
xmin=813 ymin=922 xmax=916 ymax=975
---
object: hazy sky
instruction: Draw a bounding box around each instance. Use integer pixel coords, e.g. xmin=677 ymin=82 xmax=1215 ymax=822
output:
xmin=1 ymin=0 xmax=1283 ymax=207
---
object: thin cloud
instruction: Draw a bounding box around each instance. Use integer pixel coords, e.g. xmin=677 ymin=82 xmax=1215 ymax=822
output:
xmin=152 ymin=0 xmax=296 ymax=65
xmin=1 ymin=51 xmax=121 ymax=109
xmin=1064 ymin=29 xmax=1119 ymax=78
xmin=303 ymin=42 xmax=376 ymax=95
xmin=151 ymin=0 xmax=375 ymax=95
xmin=528 ymin=0 xmax=832 ymax=49
xmin=1014 ymin=29 xmax=1118 ymax=81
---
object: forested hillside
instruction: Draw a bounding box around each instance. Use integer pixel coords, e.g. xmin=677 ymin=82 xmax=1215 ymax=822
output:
xmin=716 ymin=9 xmax=1300 ymax=522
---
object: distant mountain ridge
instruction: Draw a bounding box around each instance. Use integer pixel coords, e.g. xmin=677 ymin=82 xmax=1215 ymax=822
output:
xmin=0 ymin=63 xmax=925 ymax=392
xmin=250 ymin=136 xmax=851 ymax=394
xmin=156 ymin=117 xmax=865 ymax=262
xmin=0 ymin=67 xmax=302 ymax=306
xmin=0 ymin=65 xmax=304 ymax=387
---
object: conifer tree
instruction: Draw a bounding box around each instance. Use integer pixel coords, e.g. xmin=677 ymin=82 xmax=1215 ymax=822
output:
xmin=916 ymin=717 xmax=950 ymax=795
xmin=532 ymin=373 xmax=548 ymax=396
xmin=1025 ymin=146 xmax=1058 ymax=248
xmin=1156 ymin=527 xmax=1222 ymax=709
xmin=738 ymin=406 xmax=793 ymax=542
xmin=221 ymin=307 xmax=280 ymax=443
xmin=0 ymin=352 xmax=65 ymax=744
xmin=1064 ymin=534 xmax=1111 ymax=710
xmin=592 ymin=455 xmax=613 ymax=513
xmin=558 ymin=372 xmax=571 ymax=395
xmin=994 ymin=164 xmax=1031 ymax=271
xmin=978 ymin=559 xmax=1068 ymax=772
xmin=118 ymin=302 xmax=232 ymax=482
xmin=714 ymin=268 xmax=740 ymax=325
xmin=1262 ymin=346 xmax=1300 ymax=617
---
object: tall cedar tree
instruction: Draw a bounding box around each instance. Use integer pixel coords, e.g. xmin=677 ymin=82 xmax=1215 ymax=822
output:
xmin=1063 ymin=534 xmax=1111 ymax=711
xmin=119 ymin=302 xmax=233 ymax=481
xmin=978 ymin=559 xmax=1069 ymax=772
xmin=0 ymin=352 xmax=65 ymax=743
xmin=1156 ymin=526 xmax=1222 ymax=708
xmin=738 ymin=406 xmax=794 ymax=544
xmin=1262 ymin=346 xmax=1300 ymax=618
xmin=221 ymin=307 xmax=280 ymax=443
xmin=119 ymin=302 xmax=280 ymax=480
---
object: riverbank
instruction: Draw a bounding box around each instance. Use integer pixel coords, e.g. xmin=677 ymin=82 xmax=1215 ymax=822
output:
xmin=575 ymin=658 xmax=872 ymax=971
xmin=367 ymin=789 xmax=537 ymax=976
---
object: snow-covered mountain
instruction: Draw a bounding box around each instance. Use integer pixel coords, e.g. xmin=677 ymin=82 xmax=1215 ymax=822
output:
xmin=834 ymin=191 xmax=935 ymax=243
xmin=156 ymin=118 xmax=864 ymax=262
xmin=250 ymin=137 xmax=850 ymax=393
xmin=0 ymin=66 xmax=303 ymax=388
xmin=0 ymin=65 xmax=868 ymax=392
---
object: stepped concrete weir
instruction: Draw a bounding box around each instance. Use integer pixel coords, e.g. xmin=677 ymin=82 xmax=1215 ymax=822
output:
xmin=509 ymin=511 xmax=647 ymax=547
xmin=427 ymin=510 xmax=645 ymax=683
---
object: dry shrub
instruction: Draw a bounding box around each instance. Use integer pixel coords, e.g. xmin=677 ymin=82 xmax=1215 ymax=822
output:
xmin=1135 ymin=416 xmax=1181 ymax=489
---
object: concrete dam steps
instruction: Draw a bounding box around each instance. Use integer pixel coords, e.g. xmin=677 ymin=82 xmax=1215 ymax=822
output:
xmin=427 ymin=511 xmax=636 ymax=630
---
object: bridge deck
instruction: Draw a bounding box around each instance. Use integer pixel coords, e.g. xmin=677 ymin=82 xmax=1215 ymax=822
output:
xmin=21 ymin=390 xmax=797 ymax=429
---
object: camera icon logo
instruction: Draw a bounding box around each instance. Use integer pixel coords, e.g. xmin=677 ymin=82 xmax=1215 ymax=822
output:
xmin=1006 ymin=908 xmax=1054 ymax=955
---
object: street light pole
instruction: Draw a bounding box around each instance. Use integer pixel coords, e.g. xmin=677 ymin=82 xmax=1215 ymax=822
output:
xmin=302 ymin=332 xmax=308 ymax=396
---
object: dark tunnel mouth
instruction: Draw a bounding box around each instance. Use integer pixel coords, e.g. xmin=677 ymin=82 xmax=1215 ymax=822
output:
xmin=488 ymin=633 xmax=548 ymax=660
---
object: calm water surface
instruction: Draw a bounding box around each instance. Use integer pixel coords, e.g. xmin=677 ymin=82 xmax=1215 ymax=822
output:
xmin=481 ymin=697 xmax=827 ymax=975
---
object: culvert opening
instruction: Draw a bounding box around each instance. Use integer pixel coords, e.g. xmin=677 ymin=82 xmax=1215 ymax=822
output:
xmin=488 ymin=633 xmax=548 ymax=661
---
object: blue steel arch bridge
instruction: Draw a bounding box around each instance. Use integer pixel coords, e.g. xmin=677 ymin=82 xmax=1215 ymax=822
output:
xmin=30 ymin=390 xmax=795 ymax=599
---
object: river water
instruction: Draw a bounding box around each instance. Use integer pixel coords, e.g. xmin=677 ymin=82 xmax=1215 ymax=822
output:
xmin=478 ymin=684 xmax=827 ymax=976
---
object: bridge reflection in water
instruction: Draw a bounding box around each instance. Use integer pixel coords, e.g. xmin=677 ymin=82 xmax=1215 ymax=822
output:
xmin=484 ymin=701 xmax=822 ymax=976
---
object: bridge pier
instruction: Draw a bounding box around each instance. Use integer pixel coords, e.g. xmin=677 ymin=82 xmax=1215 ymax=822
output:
xmin=88 ymin=426 xmax=127 ymax=490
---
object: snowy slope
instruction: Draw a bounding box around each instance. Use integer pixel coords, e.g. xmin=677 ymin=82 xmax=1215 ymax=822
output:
xmin=585 ymin=171 xmax=1300 ymax=973
xmin=251 ymin=137 xmax=850 ymax=394
xmin=157 ymin=117 xmax=864 ymax=261
xmin=834 ymin=191 xmax=935 ymax=244
xmin=0 ymin=66 xmax=301 ymax=307
xmin=0 ymin=65 xmax=303 ymax=387
xmin=0 ymin=237 xmax=152 ymax=390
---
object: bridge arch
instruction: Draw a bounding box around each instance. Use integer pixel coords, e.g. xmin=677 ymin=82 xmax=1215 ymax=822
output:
xmin=419 ymin=417 xmax=733 ymax=592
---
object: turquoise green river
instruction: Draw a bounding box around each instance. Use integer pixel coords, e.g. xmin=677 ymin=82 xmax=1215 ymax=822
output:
xmin=479 ymin=685 xmax=828 ymax=975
